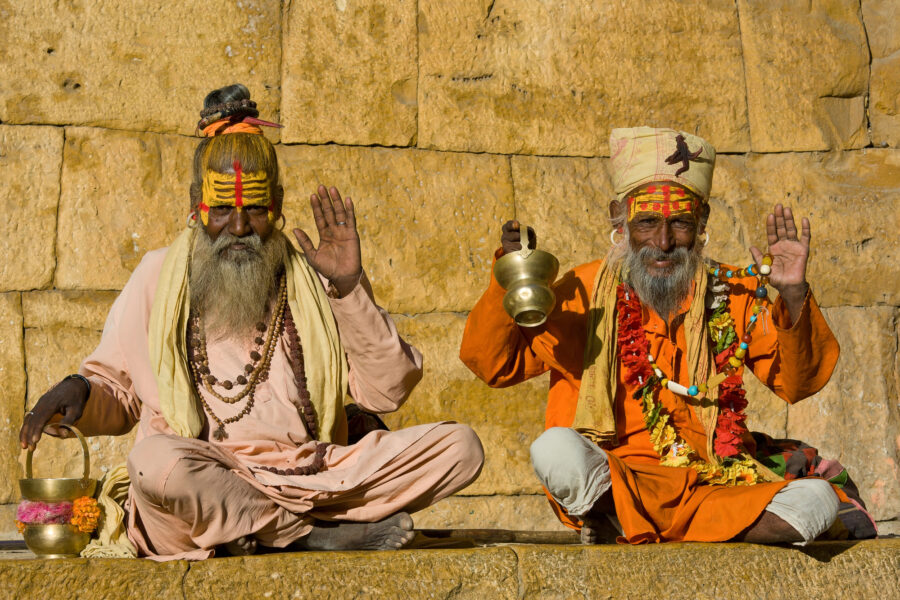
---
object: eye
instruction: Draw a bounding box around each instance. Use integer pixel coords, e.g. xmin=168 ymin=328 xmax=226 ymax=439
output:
xmin=246 ymin=205 xmax=268 ymax=215
xmin=210 ymin=205 xmax=232 ymax=216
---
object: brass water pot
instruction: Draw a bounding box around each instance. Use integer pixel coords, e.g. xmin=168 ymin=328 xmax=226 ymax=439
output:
xmin=22 ymin=524 xmax=91 ymax=559
xmin=19 ymin=424 xmax=96 ymax=558
xmin=492 ymin=225 xmax=559 ymax=327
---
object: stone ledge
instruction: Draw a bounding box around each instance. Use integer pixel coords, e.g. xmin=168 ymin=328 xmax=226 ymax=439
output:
xmin=1 ymin=538 xmax=897 ymax=599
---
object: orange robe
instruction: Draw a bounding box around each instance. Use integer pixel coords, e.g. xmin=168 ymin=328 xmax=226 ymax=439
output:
xmin=460 ymin=252 xmax=840 ymax=543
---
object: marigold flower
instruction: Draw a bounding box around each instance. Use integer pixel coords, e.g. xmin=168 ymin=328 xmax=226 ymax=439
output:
xmin=70 ymin=496 xmax=101 ymax=534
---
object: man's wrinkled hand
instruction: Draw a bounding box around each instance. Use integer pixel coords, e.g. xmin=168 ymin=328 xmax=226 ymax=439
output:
xmin=749 ymin=203 xmax=811 ymax=323
xmin=19 ymin=378 xmax=89 ymax=451
xmin=293 ymin=185 xmax=363 ymax=297
xmin=501 ymin=220 xmax=537 ymax=255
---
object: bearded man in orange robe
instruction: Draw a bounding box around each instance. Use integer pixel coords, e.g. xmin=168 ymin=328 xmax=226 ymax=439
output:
xmin=460 ymin=127 xmax=875 ymax=544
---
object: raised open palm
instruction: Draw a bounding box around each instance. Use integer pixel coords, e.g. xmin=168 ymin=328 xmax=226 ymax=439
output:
xmin=293 ymin=185 xmax=362 ymax=297
xmin=749 ymin=204 xmax=810 ymax=290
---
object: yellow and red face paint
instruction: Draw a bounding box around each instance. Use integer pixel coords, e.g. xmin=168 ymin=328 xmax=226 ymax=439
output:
xmin=197 ymin=160 xmax=275 ymax=226
xmin=627 ymin=185 xmax=700 ymax=222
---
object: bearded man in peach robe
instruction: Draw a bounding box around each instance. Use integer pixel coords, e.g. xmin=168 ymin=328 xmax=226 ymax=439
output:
xmin=460 ymin=127 xmax=875 ymax=545
xmin=20 ymin=84 xmax=484 ymax=560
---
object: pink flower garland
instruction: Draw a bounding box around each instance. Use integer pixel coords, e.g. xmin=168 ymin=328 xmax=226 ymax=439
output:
xmin=16 ymin=500 xmax=73 ymax=525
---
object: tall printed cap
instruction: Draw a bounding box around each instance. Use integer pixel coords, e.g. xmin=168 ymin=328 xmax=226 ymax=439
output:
xmin=608 ymin=127 xmax=716 ymax=201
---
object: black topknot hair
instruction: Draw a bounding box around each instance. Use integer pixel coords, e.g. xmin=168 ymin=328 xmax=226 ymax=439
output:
xmin=198 ymin=83 xmax=259 ymax=123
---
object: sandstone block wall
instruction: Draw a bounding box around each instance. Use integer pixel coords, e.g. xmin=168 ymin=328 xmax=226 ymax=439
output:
xmin=1 ymin=0 xmax=897 ymax=534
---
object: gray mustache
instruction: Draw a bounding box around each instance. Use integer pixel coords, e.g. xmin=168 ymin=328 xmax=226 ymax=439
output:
xmin=637 ymin=246 xmax=690 ymax=263
xmin=212 ymin=232 xmax=263 ymax=255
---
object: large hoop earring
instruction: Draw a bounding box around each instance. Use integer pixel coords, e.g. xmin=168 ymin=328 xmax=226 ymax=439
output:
xmin=278 ymin=214 xmax=286 ymax=231
xmin=609 ymin=228 xmax=623 ymax=246
xmin=703 ymin=231 xmax=709 ymax=247
xmin=187 ymin=211 xmax=199 ymax=229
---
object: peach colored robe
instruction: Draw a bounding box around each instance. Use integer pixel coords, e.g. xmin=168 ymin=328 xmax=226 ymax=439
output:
xmin=460 ymin=252 xmax=840 ymax=543
xmin=75 ymin=248 xmax=482 ymax=559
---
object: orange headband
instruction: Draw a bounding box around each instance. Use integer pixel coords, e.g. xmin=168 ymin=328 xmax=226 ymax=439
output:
xmin=197 ymin=116 xmax=282 ymax=138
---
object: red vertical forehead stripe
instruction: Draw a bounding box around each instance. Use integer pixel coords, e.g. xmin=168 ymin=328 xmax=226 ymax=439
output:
xmin=232 ymin=160 xmax=244 ymax=209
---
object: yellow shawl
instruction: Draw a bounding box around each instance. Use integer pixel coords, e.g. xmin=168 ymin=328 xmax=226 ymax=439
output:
xmin=148 ymin=228 xmax=349 ymax=443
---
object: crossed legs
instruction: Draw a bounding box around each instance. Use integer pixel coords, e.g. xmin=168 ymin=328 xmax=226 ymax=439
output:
xmin=529 ymin=427 xmax=839 ymax=545
xmin=127 ymin=423 xmax=483 ymax=559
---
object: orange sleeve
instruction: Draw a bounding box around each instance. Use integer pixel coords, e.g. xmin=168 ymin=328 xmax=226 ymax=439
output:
xmin=459 ymin=249 xmax=549 ymax=387
xmin=745 ymin=288 xmax=839 ymax=404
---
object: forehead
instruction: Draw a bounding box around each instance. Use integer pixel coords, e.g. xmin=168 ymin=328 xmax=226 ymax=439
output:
xmin=202 ymin=169 xmax=271 ymax=206
xmin=632 ymin=181 xmax=693 ymax=195
xmin=203 ymin=169 xmax=271 ymax=184
xmin=626 ymin=182 xmax=699 ymax=222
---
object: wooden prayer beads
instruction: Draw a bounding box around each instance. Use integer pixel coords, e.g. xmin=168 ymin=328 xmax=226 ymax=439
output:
xmin=259 ymin=443 xmax=328 ymax=477
xmin=188 ymin=276 xmax=287 ymax=440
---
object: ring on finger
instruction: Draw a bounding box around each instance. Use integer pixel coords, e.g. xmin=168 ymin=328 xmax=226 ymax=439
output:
xmin=336 ymin=221 xmax=347 ymax=226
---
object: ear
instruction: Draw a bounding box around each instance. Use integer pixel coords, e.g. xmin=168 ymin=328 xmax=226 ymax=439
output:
xmin=272 ymin=184 xmax=284 ymax=218
xmin=608 ymin=199 xmax=623 ymax=229
xmin=189 ymin=183 xmax=202 ymax=212
xmin=697 ymin=203 xmax=711 ymax=233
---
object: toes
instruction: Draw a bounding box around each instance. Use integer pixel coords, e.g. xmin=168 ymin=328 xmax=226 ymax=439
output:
xmin=395 ymin=512 xmax=414 ymax=531
xmin=580 ymin=526 xmax=597 ymax=545
xmin=382 ymin=532 xmax=410 ymax=550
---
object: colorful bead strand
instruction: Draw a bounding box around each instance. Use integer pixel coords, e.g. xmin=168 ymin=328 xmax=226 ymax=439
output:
xmin=642 ymin=253 xmax=775 ymax=397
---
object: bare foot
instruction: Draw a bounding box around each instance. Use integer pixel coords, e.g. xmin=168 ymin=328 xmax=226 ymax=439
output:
xmin=579 ymin=514 xmax=620 ymax=545
xmin=296 ymin=513 xmax=415 ymax=551
xmin=222 ymin=535 xmax=257 ymax=556
xmin=580 ymin=517 xmax=603 ymax=545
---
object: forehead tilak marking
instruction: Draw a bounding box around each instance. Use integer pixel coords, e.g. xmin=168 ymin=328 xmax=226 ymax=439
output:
xmin=627 ymin=186 xmax=697 ymax=221
xmin=233 ymin=160 xmax=243 ymax=209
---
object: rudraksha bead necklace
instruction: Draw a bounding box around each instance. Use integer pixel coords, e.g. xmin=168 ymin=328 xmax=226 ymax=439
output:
xmin=283 ymin=304 xmax=319 ymax=439
xmin=188 ymin=275 xmax=287 ymax=441
xmin=254 ymin=304 xmax=327 ymax=478
xmin=258 ymin=442 xmax=328 ymax=477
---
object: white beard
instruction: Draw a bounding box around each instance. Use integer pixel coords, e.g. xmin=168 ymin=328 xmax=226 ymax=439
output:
xmin=189 ymin=228 xmax=288 ymax=340
xmin=622 ymin=240 xmax=701 ymax=321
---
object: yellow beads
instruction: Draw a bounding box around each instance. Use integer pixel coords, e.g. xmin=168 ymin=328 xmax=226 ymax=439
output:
xmin=728 ymin=356 xmax=742 ymax=368
xmin=734 ymin=347 xmax=747 ymax=359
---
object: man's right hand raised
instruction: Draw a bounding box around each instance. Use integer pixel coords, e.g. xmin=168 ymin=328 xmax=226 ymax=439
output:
xmin=500 ymin=220 xmax=537 ymax=255
xmin=19 ymin=377 xmax=90 ymax=451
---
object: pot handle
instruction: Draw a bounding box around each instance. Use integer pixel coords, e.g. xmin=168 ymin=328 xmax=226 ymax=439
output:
xmin=24 ymin=424 xmax=90 ymax=481
xmin=518 ymin=223 xmax=534 ymax=259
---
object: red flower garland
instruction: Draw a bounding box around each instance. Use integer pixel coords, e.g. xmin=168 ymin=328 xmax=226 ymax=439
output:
xmin=616 ymin=283 xmax=751 ymax=461
xmin=616 ymin=286 xmax=653 ymax=387
xmin=713 ymin=370 xmax=750 ymax=458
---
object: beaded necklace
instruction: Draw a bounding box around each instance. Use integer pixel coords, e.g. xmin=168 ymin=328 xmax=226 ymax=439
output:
xmin=617 ymin=255 xmax=773 ymax=485
xmin=187 ymin=274 xmax=328 ymax=476
xmin=188 ymin=275 xmax=287 ymax=441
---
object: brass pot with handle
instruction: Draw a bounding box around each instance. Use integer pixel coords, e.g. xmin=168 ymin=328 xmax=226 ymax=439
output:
xmin=492 ymin=224 xmax=560 ymax=327
xmin=19 ymin=424 xmax=97 ymax=558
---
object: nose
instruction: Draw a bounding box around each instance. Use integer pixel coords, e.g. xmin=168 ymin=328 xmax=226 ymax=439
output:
xmin=227 ymin=208 xmax=251 ymax=237
xmin=653 ymin=223 xmax=674 ymax=252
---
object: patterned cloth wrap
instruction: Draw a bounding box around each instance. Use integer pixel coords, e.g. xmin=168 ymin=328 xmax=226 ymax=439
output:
xmin=753 ymin=432 xmax=878 ymax=539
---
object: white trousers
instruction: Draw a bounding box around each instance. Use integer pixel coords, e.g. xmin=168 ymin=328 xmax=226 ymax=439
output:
xmin=530 ymin=427 xmax=839 ymax=543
